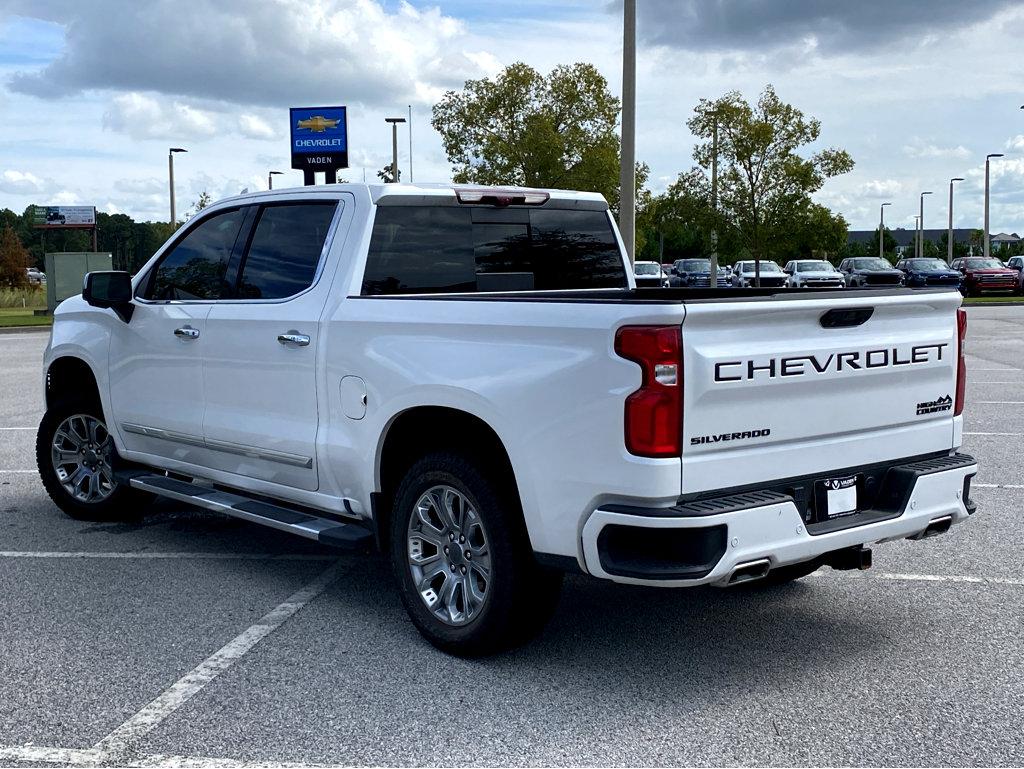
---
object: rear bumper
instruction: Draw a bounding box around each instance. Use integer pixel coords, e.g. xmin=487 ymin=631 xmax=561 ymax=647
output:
xmin=581 ymin=453 xmax=977 ymax=587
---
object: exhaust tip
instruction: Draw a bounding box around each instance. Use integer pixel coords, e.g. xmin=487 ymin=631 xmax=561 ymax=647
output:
xmin=909 ymin=515 xmax=953 ymax=541
xmin=729 ymin=558 xmax=771 ymax=585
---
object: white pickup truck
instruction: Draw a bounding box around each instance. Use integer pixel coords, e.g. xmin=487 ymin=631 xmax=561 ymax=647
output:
xmin=37 ymin=183 xmax=977 ymax=655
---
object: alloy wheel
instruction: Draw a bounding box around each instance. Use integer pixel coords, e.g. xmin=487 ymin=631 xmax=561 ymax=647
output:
xmin=51 ymin=414 xmax=116 ymax=503
xmin=406 ymin=484 xmax=492 ymax=626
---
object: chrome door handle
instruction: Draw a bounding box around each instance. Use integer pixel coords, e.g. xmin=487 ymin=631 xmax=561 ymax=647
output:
xmin=277 ymin=333 xmax=310 ymax=347
xmin=174 ymin=326 xmax=200 ymax=339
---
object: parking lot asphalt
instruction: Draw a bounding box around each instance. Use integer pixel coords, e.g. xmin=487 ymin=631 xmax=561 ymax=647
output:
xmin=0 ymin=306 xmax=1022 ymax=767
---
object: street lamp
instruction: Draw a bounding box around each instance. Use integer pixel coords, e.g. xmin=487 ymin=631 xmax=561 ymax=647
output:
xmin=384 ymin=117 xmax=406 ymax=183
xmin=984 ymin=153 xmax=1003 ymax=260
xmin=918 ymin=191 xmax=933 ymax=258
xmin=879 ymin=202 xmax=891 ymax=260
xmin=268 ymin=170 xmax=283 ymax=190
xmin=168 ymin=147 xmax=187 ymax=229
xmin=947 ymin=177 xmax=964 ymax=264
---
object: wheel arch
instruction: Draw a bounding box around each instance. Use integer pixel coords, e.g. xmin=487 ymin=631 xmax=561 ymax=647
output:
xmin=373 ymin=406 xmax=523 ymax=554
xmin=45 ymin=355 xmax=102 ymax=412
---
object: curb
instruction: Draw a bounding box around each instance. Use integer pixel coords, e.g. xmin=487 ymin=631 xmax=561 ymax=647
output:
xmin=0 ymin=326 xmax=51 ymax=336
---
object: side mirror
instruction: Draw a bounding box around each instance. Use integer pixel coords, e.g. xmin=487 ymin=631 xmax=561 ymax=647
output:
xmin=83 ymin=271 xmax=134 ymax=322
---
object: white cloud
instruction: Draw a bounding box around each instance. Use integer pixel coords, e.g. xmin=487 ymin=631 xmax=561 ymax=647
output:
xmin=1006 ymin=134 xmax=1024 ymax=152
xmin=102 ymin=92 xmax=279 ymax=142
xmin=858 ymin=179 xmax=903 ymax=197
xmin=902 ymin=141 xmax=972 ymax=160
xmin=0 ymin=169 xmax=46 ymax=194
xmin=8 ymin=0 xmax=490 ymax=109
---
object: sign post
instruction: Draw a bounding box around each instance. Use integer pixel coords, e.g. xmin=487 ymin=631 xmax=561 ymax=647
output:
xmin=289 ymin=106 xmax=349 ymax=186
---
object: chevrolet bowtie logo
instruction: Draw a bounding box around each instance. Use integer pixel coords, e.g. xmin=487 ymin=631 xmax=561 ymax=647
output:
xmin=296 ymin=115 xmax=340 ymax=133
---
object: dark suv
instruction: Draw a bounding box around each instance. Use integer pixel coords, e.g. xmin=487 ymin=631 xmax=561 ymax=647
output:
xmin=670 ymin=258 xmax=730 ymax=287
xmin=950 ymin=257 xmax=1018 ymax=296
xmin=838 ymin=257 xmax=903 ymax=287
xmin=1006 ymin=256 xmax=1024 ymax=294
xmin=895 ymin=257 xmax=963 ymax=289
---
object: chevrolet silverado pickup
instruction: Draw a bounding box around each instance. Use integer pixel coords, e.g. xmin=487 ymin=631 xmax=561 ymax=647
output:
xmin=37 ymin=183 xmax=977 ymax=655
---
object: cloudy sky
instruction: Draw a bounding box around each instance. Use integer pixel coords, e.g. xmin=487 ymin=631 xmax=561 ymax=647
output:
xmin=1 ymin=0 xmax=1023 ymax=232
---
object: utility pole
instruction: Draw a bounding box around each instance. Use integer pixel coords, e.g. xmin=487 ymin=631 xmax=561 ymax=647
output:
xmin=947 ymin=177 xmax=963 ymax=263
xmin=385 ymin=117 xmax=406 ymax=183
xmin=710 ymin=120 xmax=720 ymax=285
xmin=984 ymin=153 xmax=1003 ymax=259
xmin=918 ymin=191 xmax=932 ymax=258
xmin=914 ymin=215 xmax=920 ymax=258
xmin=618 ymin=0 xmax=636 ymax=263
xmin=879 ymin=202 xmax=891 ymax=260
xmin=408 ymin=105 xmax=414 ymax=183
xmin=168 ymin=147 xmax=187 ymax=229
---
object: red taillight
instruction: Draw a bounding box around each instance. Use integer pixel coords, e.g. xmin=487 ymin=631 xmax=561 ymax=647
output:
xmin=955 ymin=307 xmax=967 ymax=416
xmin=614 ymin=326 xmax=682 ymax=457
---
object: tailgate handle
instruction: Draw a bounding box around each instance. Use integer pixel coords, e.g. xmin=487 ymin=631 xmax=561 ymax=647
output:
xmin=820 ymin=307 xmax=874 ymax=328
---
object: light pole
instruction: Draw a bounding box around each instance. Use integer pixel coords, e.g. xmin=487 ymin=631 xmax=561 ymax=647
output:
xmin=268 ymin=170 xmax=283 ymax=190
xmin=947 ymin=177 xmax=964 ymax=263
xmin=918 ymin=191 xmax=933 ymax=258
xmin=710 ymin=119 xmax=720 ymax=284
xmin=879 ymin=202 xmax=891 ymax=260
xmin=384 ymin=117 xmax=406 ymax=183
xmin=168 ymin=147 xmax=187 ymax=229
xmin=619 ymin=0 xmax=637 ymax=263
xmin=984 ymin=153 xmax=1003 ymax=260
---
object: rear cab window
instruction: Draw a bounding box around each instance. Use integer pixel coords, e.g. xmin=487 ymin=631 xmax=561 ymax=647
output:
xmin=361 ymin=205 xmax=627 ymax=295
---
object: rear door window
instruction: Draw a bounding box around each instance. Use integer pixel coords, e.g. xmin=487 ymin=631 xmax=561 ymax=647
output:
xmin=362 ymin=205 xmax=626 ymax=295
xmin=235 ymin=202 xmax=337 ymax=299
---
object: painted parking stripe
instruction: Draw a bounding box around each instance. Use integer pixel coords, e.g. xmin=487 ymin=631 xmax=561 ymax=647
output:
xmin=0 ymin=746 xmax=101 ymax=764
xmin=973 ymin=482 xmax=1024 ymax=489
xmin=870 ymin=572 xmax=1024 ymax=587
xmin=0 ymin=426 xmax=34 ymax=430
xmin=0 ymin=469 xmax=35 ymax=473
xmin=0 ymin=551 xmax=336 ymax=561
xmin=90 ymin=561 xmax=346 ymax=763
xmin=971 ymin=400 xmax=1024 ymax=404
xmin=964 ymin=431 xmax=1024 ymax=436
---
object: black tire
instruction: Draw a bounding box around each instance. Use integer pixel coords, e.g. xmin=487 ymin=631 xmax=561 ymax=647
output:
xmin=36 ymin=398 xmax=151 ymax=521
xmin=389 ymin=451 xmax=562 ymax=656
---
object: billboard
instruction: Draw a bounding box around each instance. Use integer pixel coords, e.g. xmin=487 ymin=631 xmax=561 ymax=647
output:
xmin=289 ymin=106 xmax=348 ymax=172
xmin=31 ymin=205 xmax=96 ymax=227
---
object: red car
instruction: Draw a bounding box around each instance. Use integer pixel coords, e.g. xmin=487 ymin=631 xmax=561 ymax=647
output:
xmin=951 ymin=257 xmax=1019 ymax=296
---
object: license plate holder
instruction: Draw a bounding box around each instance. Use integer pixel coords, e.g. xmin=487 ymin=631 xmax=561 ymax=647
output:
xmin=814 ymin=474 xmax=860 ymax=520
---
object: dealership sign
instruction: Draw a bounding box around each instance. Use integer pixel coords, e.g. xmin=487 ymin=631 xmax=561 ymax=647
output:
xmin=290 ymin=106 xmax=348 ymax=172
xmin=31 ymin=205 xmax=96 ymax=227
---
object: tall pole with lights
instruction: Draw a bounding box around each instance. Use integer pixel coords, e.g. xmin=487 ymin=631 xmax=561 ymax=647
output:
xmin=984 ymin=153 xmax=1003 ymax=260
xmin=619 ymin=0 xmax=636 ymax=263
xmin=947 ymin=177 xmax=964 ymax=263
xmin=918 ymin=191 xmax=933 ymax=258
xmin=879 ymin=202 xmax=891 ymax=260
xmin=385 ymin=117 xmax=406 ymax=183
xmin=168 ymin=147 xmax=187 ymax=229
xmin=268 ymin=170 xmax=283 ymax=190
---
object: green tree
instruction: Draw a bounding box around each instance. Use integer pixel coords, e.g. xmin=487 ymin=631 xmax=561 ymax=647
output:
xmin=186 ymin=191 xmax=212 ymax=221
xmin=377 ymin=165 xmax=401 ymax=183
xmin=0 ymin=225 xmax=31 ymax=288
xmin=432 ymin=62 xmax=634 ymax=210
xmin=686 ymin=85 xmax=854 ymax=268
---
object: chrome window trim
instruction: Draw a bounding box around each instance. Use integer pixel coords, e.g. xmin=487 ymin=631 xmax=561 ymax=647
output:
xmin=121 ymin=422 xmax=313 ymax=469
xmin=134 ymin=199 xmax=345 ymax=307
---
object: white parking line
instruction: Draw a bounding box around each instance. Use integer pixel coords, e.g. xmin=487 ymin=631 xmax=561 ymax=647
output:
xmin=974 ymin=482 xmax=1024 ymax=490
xmin=964 ymin=431 xmax=1024 ymax=436
xmin=972 ymin=400 xmax=1024 ymax=404
xmin=0 ymin=427 xmax=34 ymax=430
xmin=870 ymin=572 xmax=1024 ymax=587
xmin=0 ymin=469 xmax=35 ymax=473
xmin=0 ymin=746 xmax=100 ymax=765
xmin=90 ymin=560 xmax=345 ymax=763
xmin=0 ymin=551 xmax=336 ymax=561
xmin=970 ymin=367 xmax=1022 ymax=371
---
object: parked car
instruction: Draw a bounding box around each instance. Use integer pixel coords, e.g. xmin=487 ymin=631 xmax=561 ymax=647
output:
xmin=950 ymin=257 xmax=1018 ymax=296
xmin=731 ymin=260 xmax=786 ymax=288
xmin=670 ymin=258 xmax=730 ymax=287
xmin=784 ymin=260 xmax=846 ymax=288
xmin=1006 ymin=256 xmax=1024 ymax=294
xmin=838 ymin=257 xmax=903 ymax=288
xmin=633 ymin=260 xmax=668 ymax=287
xmin=895 ymin=258 xmax=963 ymax=290
xmin=26 ymin=267 xmax=46 ymax=285
xmin=37 ymin=183 xmax=978 ymax=655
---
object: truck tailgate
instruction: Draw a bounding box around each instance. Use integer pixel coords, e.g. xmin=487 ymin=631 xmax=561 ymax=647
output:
xmin=680 ymin=290 xmax=962 ymax=495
